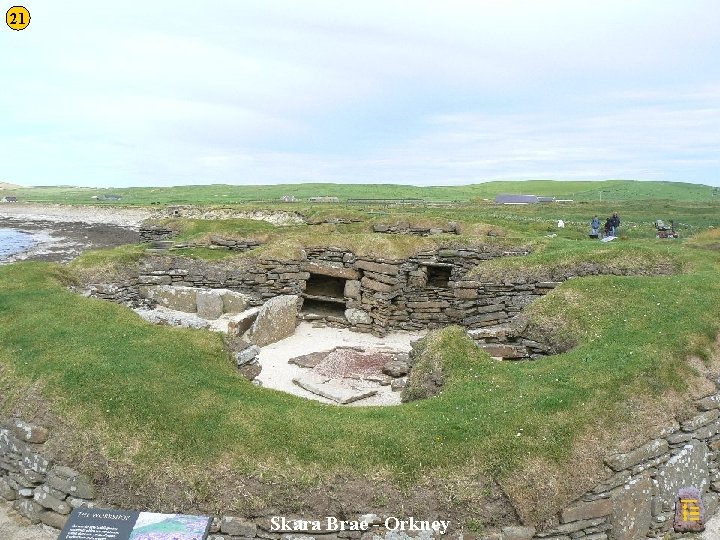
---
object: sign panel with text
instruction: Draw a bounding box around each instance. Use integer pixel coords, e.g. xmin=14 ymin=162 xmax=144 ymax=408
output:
xmin=58 ymin=508 xmax=211 ymax=540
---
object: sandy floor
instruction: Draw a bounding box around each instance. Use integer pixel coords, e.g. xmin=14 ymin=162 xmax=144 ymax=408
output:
xmin=0 ymin=502 xmax=58 ymax=540
xmin=256 ymin=322 xmax=426 ymax=406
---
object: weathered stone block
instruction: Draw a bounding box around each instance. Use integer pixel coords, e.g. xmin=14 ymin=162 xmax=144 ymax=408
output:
xmin=196 ymin=290 xmax=225 ymax=319
xmin=140 ymin=285 xmax=198 ymax=313
xmin=360 ymin=277 xmax=398 ymax=293
xmin=667 ymin=432 xmax=692 ymax=445
xmin=137 ymin=275 xmax=172 ymax=285
xmin=9 ymin=470 xmax=40 ymax=489
xmin=407 ymin=300 xmax=450 ymax=309
xmin=382 ymin=361 xmax=409 ymax=377
xmin=235 ymin=346 xmax=260 ymax=366
xmin=69 ymin=497 xmax=96 ymax=509
xmin=221 ymin=290 xmax=251 ymax=313
xmin=345 ymin=308 xmax=372 ymax=325
xmin=355 ymin=260 xmax=400 ymax=275
xmin=21 ymin=451 xmax=51 ymax=474
xmin=1 ymin=429 xmax=28 ymax=455
xmin=11 ymin=419 xmax=49 ymax=444
xmin=0 ymin=476 xmax=17 ymax=500
xmin=545 ymin=517 xmax=605 ymax=535
xmin=40 ymin=509 xmax=69 ymax=529
xmin=681 ymin=409 xmax=720 ymax=432
xmin=305 ymin=262 xmax=360 ymax=280
xmin=609 ymin=475 xmax=652 ymax=540
xmin=696 ymin=394 xmax=720 ymax=411
xmin=221 ymin=516 xmax=258 ymax=537
xmin=13 ymin=498 xmax=43 ymax=524
xmin=655 ymin=441 xmax=709 ymax=508
xmin=344 ymin=280 xmax=361 ymax=299
xmin=561 ymin=498 xmax=612 ymax=523
xmin=605 ymin=439 xmax=668 ymax=471
xmin=248 ymin=295 xmax=300 ymax=346
xmin=34 ymin=490 xmax=71 ymax=514
xmin=463 ymin=312 xmax=506 ymax=326
xmin=501 ymin=525 xmax=535 ymax=540
xmin=454 ymin=288 xmax=478 ymax=299
xmin=47 ymin=466 xmax=95 ymax=499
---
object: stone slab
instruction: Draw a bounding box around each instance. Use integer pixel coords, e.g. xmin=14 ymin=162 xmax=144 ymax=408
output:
xmin=305 ymin=262 xmax=360 ymax=280
xmin=610 ymin=475 xmax=652 ymax=540
xmin=605 ymin=439 xmax=668 ymax=471
xmin=355 ymin=260 xmax=400 ymax=275
xmin=196 ymin=290 xmax=225 ymax=319
xmin=10 ymin=420 xmax=49 ymax=444
xmin=656 ymin=441 xmax=709 ymax=508
xmin=140 ymin=285 xmax=198 ymax=313
xmin=249 ymin=295 xmax=300 ymax=346
xmin=561 ymin=498 xmax=612 ymax=523
xmin=293 ymin=374 xmax=377 ymax=404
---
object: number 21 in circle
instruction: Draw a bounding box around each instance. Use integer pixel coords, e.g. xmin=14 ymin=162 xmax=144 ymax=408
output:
xmin=6 ymin=6 xmax=31 ymax=31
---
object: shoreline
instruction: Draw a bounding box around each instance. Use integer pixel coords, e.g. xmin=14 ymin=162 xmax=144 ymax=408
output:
xmin=0 ymin=208 xmax=142 ymax=263
xmin=0 ymin=203 xmax=152 ymax=228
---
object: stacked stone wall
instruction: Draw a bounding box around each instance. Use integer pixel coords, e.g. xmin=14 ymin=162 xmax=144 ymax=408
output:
xmin=4 ymin=386 xmax=720 ymax=539
xmin=83 ymin=246 xmax=672 ymax=360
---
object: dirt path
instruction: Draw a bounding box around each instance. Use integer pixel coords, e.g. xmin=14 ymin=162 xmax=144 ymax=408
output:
xmin=0 ymin=502 xmax=58 ymax=540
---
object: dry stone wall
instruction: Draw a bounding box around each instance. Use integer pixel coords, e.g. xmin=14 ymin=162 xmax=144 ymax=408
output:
xmin=3 ymin=387 xmax=720 ymax=540
xmin=83 ymin=245 xmax=672 ymax=360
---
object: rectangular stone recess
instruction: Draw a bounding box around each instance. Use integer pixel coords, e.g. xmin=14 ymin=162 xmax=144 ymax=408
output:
xmin=304 ymin=273 xmax=347 ymax=301
xmin=58 ymin=508 xmax=212 ymax=540
xmin=301 ymin=298 xmax=346 ymax=318
xmin=423 ymin=265 xmax=452 ymax=288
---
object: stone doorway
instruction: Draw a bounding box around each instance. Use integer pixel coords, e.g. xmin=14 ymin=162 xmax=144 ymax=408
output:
xmin=424 ymin=264 xmax=452 ymax=287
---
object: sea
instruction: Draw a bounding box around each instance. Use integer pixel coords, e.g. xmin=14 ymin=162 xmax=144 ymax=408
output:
xmin=0 ymin=228 xmax=34 ymax=262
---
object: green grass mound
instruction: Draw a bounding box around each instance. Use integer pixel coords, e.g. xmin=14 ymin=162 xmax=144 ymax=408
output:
xmin=2 ymin=259 xmax=719 ymax=524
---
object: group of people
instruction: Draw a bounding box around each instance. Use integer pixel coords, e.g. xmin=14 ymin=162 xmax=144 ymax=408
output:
xmin=590 ymin=212 xmax=620 ymax=238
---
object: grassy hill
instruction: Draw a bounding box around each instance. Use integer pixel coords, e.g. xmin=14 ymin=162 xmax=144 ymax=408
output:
xmin=1 ymin=187 xmax=719 ymax=530
xmin=5 ymin=180 xmax=720 ymax=205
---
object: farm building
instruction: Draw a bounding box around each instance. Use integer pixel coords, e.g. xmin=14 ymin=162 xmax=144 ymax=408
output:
xmin=495 ymin=194 xmax=539 ymax=205
xmin=308 ymin=196 xmax=340 ymax=203
xmin=1 ymin=196 xmax=18 ymax=203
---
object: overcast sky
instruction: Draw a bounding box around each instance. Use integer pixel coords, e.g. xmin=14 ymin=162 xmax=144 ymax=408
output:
xmin=1 ymin=1 xmax=719 ymax=187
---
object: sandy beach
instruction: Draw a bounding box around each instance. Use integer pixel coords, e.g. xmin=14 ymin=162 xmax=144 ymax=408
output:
xmin=0 ymin=204 xmax=145 ymax=263
xmin=0 ymin=204 xmax=151 ymax=228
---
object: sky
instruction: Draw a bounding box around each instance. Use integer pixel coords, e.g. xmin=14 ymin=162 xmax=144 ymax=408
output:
xmin=1 ymin=1 xmax=719 ymax=188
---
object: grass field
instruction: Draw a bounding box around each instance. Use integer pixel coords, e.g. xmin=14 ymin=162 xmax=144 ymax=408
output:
xmin=1 ymin=182 xmax=720 ymax=528
xmin=5 ymin=179 xmax=720 ymax=205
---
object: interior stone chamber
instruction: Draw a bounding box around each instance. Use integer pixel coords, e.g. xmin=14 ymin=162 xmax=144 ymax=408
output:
xmin=87 ymin=244 xmax=573 ymax=359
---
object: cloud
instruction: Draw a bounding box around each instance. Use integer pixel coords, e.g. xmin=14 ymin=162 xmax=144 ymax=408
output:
xmin=0 ymin=1 xmax=718 ymax=186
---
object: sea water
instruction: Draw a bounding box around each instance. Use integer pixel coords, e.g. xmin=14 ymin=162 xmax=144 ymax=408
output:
xmin=0 ymin=228 xmax=34 ymax=261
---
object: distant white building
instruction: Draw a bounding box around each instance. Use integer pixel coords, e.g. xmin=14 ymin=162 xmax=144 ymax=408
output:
xmin=1 ymin=196 xmax=17 ymax=203
xmin=280 ymin=195 xmax=297 ymax=202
